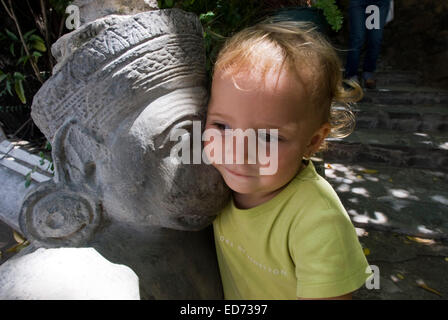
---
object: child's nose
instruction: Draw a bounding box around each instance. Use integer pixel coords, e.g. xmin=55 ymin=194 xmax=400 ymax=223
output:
xmin=224 ymin=133 xmax=257 ymax=165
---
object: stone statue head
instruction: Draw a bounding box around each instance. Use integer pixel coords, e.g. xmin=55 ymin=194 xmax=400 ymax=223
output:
xmin=20 ymin=8 xmax=230 ymax=248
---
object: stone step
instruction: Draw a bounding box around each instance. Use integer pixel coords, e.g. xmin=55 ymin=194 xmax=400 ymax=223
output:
xmin=353 ymin=103 xmax=448 ymax=133
xmin=373 ymin=70 xmax=422 ymax=87
xmin=360 ymin=86 xmax=448 ymax=105
xmin=0 ymin=165 xmax=37 ymax=232
xmin=0 ymin=139 xmax=52 ymax=232
xmin=324 ymin=128 xmax=448 ymax=172
xmin=0 ymin=140 xmax=53 ymax=182
xmin=324 ymin=162 xmax=448 ymax=240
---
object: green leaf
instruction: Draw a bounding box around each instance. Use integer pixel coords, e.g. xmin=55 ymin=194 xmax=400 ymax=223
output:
xmin=314 ymin=0 xmax=343 ymax=31
xmin=9 ymin=43 xmax=15 ymax=57
xmin=5 ymin=29 xmax=18 ymax=42
xmin=14 ymin=79 xmax=26 ymax=104
xmin=16 ymin=56 xmax=26 ymax=66
xmin=13 ymin=72 xmax=25 ymax=81
xmin=25 ymin=172 xmax=32 ymax=188
xmin=45 ymin=141 xmax=52 ymax=151
xmin=29 ymin=34 xmax=44 ymax=43
xmin=32 ymin=40 xmax=47 ymax=52
xmin=23 ymin=29 xmax=36 ymax=40
xmin=0 ymin=70 xmax=6 ymax=82
xmin=16 ymin=55 xmax=30 ymax=66
xmin=39 ymin=151 xmax=45 ymax=165
xmin=165 ymin=0 xmax=174 ymax=8
xmin=199 ymin=11 xmax=216 ymax=24
xmin=32 ymin=51 xmax=42 ymax=63
xmin=5 ymin=79 xmax=12 ymax=96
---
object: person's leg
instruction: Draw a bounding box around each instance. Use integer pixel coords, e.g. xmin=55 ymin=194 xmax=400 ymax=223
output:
xmin=345 ymin=0 xmax=367 ymax=80
xmin=362 ymin=0 xmax=391 ymax=83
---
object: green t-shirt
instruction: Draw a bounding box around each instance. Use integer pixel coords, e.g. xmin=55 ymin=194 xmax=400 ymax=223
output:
xmin=213 ymin=160 xmax=372 ymax=299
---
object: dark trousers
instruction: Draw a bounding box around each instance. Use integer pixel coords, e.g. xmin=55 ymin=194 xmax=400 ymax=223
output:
xmin=345 ymin=0 xmax=391 ymax=80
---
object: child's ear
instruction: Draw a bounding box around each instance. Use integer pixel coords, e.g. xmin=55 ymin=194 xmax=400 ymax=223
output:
xmin=306 ymin=122 xmax=331 ymax=155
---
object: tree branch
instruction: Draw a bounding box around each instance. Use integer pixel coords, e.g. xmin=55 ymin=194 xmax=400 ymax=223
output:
xmin=40 ymin=0 xmax=54 ymax=70
xmin=2 ymin=0 xmax=44 ymax=84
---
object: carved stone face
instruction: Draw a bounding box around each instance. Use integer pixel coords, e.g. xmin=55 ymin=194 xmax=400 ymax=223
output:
xmin=21 ymin=9 xmax=230 ymax=247
xmin=100 ymin=86 xmax=230 ymax=231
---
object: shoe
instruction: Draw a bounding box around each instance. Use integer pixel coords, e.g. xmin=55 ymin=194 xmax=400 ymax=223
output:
xmin=363 ymin=78 xmax=377 ymax=89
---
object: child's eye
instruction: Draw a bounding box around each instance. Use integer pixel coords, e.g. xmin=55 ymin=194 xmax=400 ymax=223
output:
xmin=258 ymin=132 xmax=283 ymax=143
xmin=213 ymin=122 xmax=231 ymax=131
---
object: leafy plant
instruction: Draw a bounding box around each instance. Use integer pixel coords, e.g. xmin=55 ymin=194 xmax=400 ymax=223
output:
xmin=24 ymin=167 xmax=34 ymax=188
xmin=0 ymin=28 xmax=47 ymax=104
xmin=0 ymin=70 xmax=26 ymax=104
xmin=158 ymin=0 xmax=262 ymax=77
xmin=39 ymin=140 xmax=54 ymax=173
xmin=313 ymin=0 xmax=343 ymax=31
xmin=24 ymin=141 xmax=54 ymax=188
xmin=156 ymin=0 xmax=344 ymax=76
xmin=0 ymin=0 xmax=72 ymax=143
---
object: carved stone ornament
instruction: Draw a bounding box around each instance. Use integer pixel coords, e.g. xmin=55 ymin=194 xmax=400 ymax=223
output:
xmin=0 ymin=6 xmax=230 ymax=299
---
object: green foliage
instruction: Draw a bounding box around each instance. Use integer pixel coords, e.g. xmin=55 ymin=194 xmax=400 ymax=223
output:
xmin=0 ymin=70 xmax=26 ymax=104
xmin=49 ymin=0 xmax=71 ymax=15
xmin=158 ymin=0 xmax=262 ymax=76
xmin=24 ymin=167 xmax=35 ymax=188
xmin=0 ymin=28 xmax=47 ymax=104
xmin=24 ymin=141 xmax=54 ymax=187
xmin=313 ymin=0 xmax=343 ymax=31
xmin=157 ymin=0 xmax=344 ymax=75
xmin=41 ymin=141 xmax=54 ymax=172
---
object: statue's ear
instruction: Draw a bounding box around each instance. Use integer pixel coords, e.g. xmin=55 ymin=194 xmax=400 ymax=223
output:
xmin=52 ymin=118 xmax=106 ymax=190
xmin=19 ymin=119 xmax=104 ymax=248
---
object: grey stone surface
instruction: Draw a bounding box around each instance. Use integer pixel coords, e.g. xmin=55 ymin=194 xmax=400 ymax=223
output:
xmin=374 ymin=70 xmax=422 ymax=87
xmin=353 ymin=229 xmax=448 ymax=300
xmin=360 ymin=86 xmax=448 ymax=105
xmin=324 ymin=76 xmax=448 ymax=242
xmin=324 ymin=163 xmax=448 ymax=241
xmin=0 ymin=247 xmax=140 ymax=300
xmin=0 ymin=165 xmax=38 ymax=232
xmin=354 ymin=103 xmax=448 ymax=133
xmin=73 ymin=0 xmax=158 ymax=26
xmin=0 ymin=7 xmax=230 ymax=299
xmin=0 ymin=139 xmax=52 ymax=231
xmin=325 ymin=128 xmax=448 ymax=171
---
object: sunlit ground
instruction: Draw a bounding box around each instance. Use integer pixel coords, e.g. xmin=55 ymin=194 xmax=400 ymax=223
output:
xmin=351 ymin=228 xmax=448 ymax=300
xmin=324 ymin=162 xmax=448 ymax=240
xmin=324 ymin=162 xmax=448 ymax=299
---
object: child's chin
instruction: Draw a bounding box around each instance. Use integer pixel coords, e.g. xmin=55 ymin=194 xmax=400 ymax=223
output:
xmin=222 ymin=176 xmax=259 ymax=194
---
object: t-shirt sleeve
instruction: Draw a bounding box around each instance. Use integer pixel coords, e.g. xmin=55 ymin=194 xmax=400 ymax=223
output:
xmin=289 ymin=208 xmax=372 ymax=299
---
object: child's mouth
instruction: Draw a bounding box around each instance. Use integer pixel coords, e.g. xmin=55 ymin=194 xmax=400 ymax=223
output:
xmin=223 ymin=167 xmax=255 ymax=178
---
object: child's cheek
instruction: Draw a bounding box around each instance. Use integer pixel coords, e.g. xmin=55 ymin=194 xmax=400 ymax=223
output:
xmin=203 ymin=134 xmax=224 ymax=168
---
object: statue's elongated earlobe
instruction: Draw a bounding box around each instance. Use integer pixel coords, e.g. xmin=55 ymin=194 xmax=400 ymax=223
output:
xmin=19 ymin=181 xmax=102 ymax=247
xmin=19 ymin=118 xmax=104 ymax=247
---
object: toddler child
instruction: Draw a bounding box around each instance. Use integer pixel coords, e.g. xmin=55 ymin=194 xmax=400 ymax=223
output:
xmin=204 ymin=20 xmax=371 ymax=300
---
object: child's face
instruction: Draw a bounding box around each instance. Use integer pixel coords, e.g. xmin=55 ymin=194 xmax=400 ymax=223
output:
xmin=205 ymin=66 xmax=328 ymax=197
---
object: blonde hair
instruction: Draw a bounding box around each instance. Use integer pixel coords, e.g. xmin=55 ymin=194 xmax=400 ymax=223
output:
xmin=212 ymin=20 xmax=363 ymax=153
